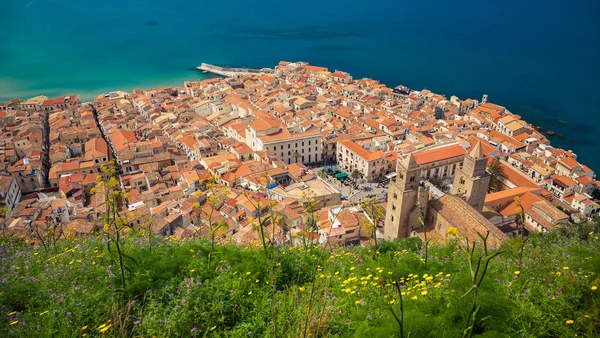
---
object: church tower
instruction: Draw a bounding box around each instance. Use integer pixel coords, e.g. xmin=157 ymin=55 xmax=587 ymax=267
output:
xmin=452 ymin=141 xmax=490 ymax=213
xmin=384 ymin=153 xmax=428 ymax=239
xmin=482 ymin=94 xmax=488 ymax=104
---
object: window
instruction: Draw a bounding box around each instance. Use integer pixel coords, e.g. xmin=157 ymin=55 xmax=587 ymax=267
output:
xmin=392 ymin=204 xmax=396 ymax=211
xmin=281 ymin=145 xmax=283 ymax=150
xmin=393 ymin=192 xmax=398 ymax=199
xmin=288 ymin=151 xmax=291 ymax=155
xmin=288 ymin=144 xmax=290 ymax=149
xmin=391 ymin=216 xmax=394 ymax=222
xmin=302 ymin=142 xmax=304 ymax=146
xmin=309 ymin=140 xmax=311 ymax=145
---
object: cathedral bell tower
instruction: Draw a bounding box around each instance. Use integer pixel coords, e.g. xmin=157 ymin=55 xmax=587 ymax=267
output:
xmin=451 ymin=141 xmax=490 ymax=213
xmin=384 ymin=153 xmax=428 ymax=239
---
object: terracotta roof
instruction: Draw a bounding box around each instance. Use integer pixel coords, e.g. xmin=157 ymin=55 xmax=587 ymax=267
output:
xmin=551 ymin=174 xmax=576 ymax=188
xmin=412 ymin=144 xmax=466 ymax=165
xmin=531 ymin=200 xmax=569 ymax=222
xmin=430 ymin=195 xmax=506 ymax=247
xmin=559 ymin=157 xmax=579 ymax=170
xmin=338 ymin=139 xmax=385 ymax=162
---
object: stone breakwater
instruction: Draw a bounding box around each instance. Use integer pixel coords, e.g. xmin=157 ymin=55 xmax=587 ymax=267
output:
xmin=196 ymin=63 xmax=274 ymax=78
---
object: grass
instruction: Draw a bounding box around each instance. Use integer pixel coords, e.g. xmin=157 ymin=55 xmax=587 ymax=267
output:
xmin=1 ymin=222 xmax=599 ymax=337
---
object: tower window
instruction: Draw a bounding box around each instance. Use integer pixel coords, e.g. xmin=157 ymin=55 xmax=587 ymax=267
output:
xmin=393 ymin=193 xmax=398 ymax=199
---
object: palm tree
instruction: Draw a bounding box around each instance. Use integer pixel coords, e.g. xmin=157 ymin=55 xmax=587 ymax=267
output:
xmin=317 ymin=169 xmax=327 ymax=180
xmin=293 ymin=150 xmax=301 ymax=163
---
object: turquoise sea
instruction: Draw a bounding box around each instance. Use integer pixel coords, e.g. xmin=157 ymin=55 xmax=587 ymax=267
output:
xmin=1 ymin=0 xmax=599 ymax=169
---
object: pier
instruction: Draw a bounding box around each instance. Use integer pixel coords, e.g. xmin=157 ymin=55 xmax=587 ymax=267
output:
xmin=196 ymin=63 xmax=274 ymax=78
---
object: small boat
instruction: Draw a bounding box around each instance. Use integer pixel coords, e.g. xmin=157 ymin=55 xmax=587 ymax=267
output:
xmin=202 ymin=70 xmax=208 ymax=74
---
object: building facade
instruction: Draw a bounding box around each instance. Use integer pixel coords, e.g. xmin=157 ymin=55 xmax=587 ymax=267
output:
xmin=451 ymin=142 xmax=491 ymax=212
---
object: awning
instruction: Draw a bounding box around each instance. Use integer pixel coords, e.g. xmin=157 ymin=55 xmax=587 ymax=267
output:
xmin=336 ymin=172 xmax=348 ymax=179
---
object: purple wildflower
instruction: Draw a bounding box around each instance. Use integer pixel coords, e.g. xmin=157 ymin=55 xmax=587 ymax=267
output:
xmin=366 ymin=315 xmax=372 ymax=321
xmin=190 ymin=327 xmax=197 ymax=333
xmin=66 ymin=312 xmax=71 ymax=317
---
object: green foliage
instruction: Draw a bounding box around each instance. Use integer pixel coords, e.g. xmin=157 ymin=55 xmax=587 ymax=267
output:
xmin=487 ymin=157 xmax=504 ymax=193
xmin=426 ymin=176 xmax=450 ymax=193
xmin=0 ymin=226 xmax=598 ymax=337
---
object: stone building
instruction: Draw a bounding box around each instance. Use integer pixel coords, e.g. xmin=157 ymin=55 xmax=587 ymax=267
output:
xmin=384 ymin=142 xmax=505 ymax=246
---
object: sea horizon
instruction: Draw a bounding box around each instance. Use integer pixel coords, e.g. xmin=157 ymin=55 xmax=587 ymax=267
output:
xmin=1 ymin=0 xmax=599 ymax=170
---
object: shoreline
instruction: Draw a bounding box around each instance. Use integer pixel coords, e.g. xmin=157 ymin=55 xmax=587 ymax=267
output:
xmin=0 ymin=65 xmax=595 ymax=172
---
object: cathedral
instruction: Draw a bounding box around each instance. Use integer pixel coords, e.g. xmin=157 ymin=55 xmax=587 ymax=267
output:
xmin=384 ymin=142 xmax=506 ymax=246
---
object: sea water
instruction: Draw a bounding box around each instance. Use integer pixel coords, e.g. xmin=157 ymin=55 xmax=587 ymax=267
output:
xmin=1 ymin=0 xmax=599 ymax=169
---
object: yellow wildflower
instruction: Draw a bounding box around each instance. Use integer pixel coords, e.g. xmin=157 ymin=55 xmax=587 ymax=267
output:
xmin=411 ymin=296 xmax=418 ymax=300
xmin=421 ymin=290 xmax=428 ymax=296
xmin=40 ymin=310 xmax=49 ymax=315
xmin=99 ymin=324 xmax=112 ymax=333
xmin=299 ymin=287 xmax=305 ymax=291
xmin=563 ymin=267 xmax=569 ymax=270
xmin=592 ymin=286 xmax=597 ymax=291
xmin=82 ymin=326 xmax=88 ymax=330
xmin=8 ymin=311 xmax=16 ymax=316
xmin=211 ymin=326 xmax=217 ymax=331
xmin=446 ymin=226 xmax=459 ymax=236
xmin=355 ymin=300 xmax=361 ymax=304
xmin=246 ymin=272 xmax=251 ymax=275
xmin=10 ymin=320 xmax=18 ymax=325
xmin=565 ymin=319 xmax=574 ymax=325
xmin=514 ymin=271 xmax=520 ymax=275
xmin=248 ymin=291 xmax=252 ymax=295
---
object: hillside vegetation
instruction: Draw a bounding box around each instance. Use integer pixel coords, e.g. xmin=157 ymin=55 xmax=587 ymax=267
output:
xmin=1 ymin=223 xmax=599 ymax=337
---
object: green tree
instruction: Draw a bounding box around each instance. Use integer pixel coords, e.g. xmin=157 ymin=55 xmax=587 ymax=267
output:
xmin=427 ymin=175 xmax=450 ymax=193
xmin=487 ymin=157 xmax=504 ymax=193
xmin=351 ymin=169 xmax=362 ymax=182
xmin=317 ymin=169 xmax=327 ymax=180
xmin=293 ymin=150 xmax=301 ymax=164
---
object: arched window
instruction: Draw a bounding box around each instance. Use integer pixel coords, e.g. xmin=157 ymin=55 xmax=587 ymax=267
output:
xmin=409 ymin=176 xmax=415 ymax=182
xmin=459 ymin=177 xmax=465 ymax=184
